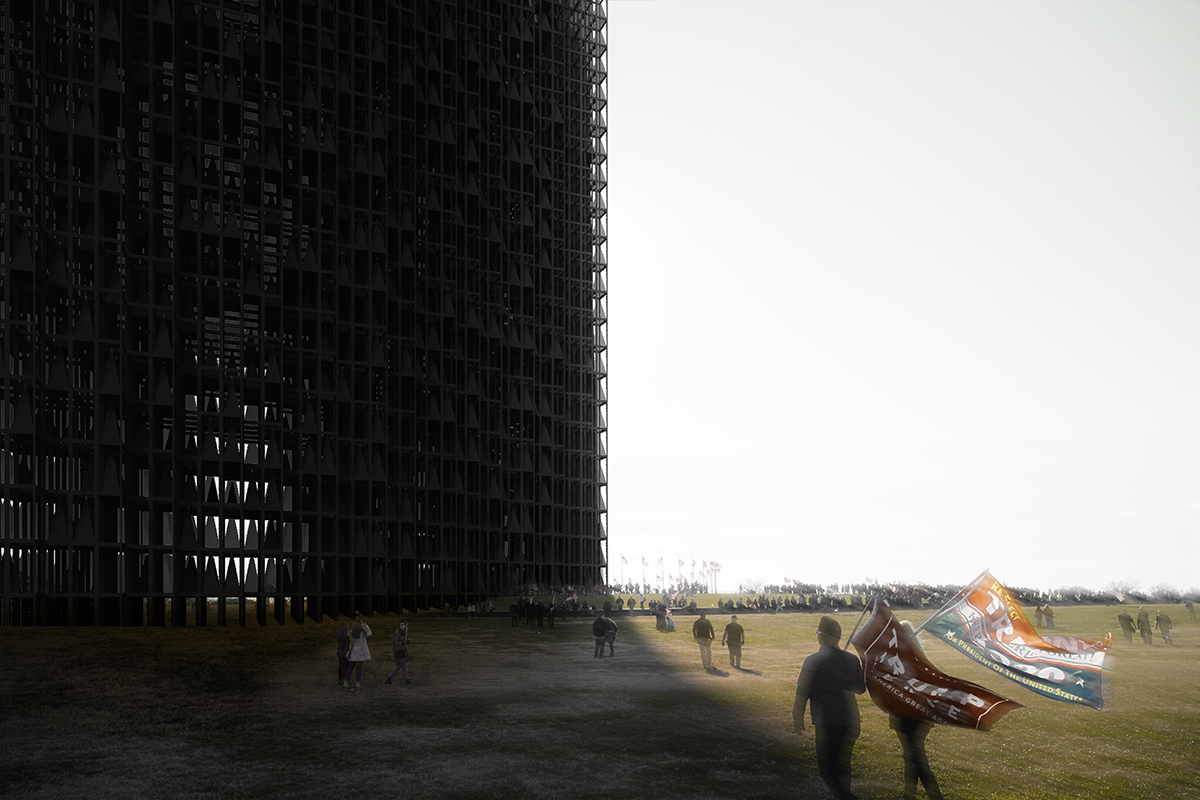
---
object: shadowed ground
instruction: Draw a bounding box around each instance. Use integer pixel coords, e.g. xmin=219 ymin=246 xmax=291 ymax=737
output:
xmin=2 ymin=606 xmax=1197 ymax=799
xmin=0 ymin=612 xmax=823 ymax=799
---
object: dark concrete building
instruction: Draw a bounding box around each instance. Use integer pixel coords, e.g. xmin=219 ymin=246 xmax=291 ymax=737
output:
xmin=0 ymin=0 xmax=608 ymax=625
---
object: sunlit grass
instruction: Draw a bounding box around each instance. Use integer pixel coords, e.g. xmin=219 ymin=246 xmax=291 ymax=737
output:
xmin=1 ymin=605 xmax=1196 ymax=799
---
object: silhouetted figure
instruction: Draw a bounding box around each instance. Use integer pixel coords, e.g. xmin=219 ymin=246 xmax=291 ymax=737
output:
xmin=1155 ymin=611 xmax=1173 ymax=645
xmin=793 ymin=615 xmax=865 ymax=800
xmin=889 ymin=622 xmax=943 ymax=800
xmin=1137 ymin=607 xmax=1152 ymax=644
xmin=593 ymin=611 xmax=615 ymax=658
xmin=1116 ymin=611 xmax=1136 ymax=644
xmin=722 ymin=615 xmax=746 ymax=669
xmin=385 ymin=620 xmax=411 ymax=685
xmin=336 ymin=622 xmax=350 ymax=685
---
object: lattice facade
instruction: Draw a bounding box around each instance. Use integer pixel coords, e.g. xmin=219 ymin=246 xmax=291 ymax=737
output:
xmin=0 ymin=0 xmax=608 ymax=625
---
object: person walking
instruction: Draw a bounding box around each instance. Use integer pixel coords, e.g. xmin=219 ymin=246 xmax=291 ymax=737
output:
xmin=385 ymin=620 xmax=411 ymax=685
xmin=1043 ymin=604 xmax=1055 ymax=630
xmin=793 ymin=615 xmax=865 ymax=800
xmin=1034 ymin=604 xmax=1044 ymax=627
xmin=1155 ymin=610 xmax=1174 ymax=646
xmin=722 ymin=615 xmax=746 ymax=669
xmin=1136 ymin=607 xmax=1152 ymax=645
xmin=889 ymin=621 xmax=944 ymax=800
xmin=605 ymin=614 xmax=618 ymax=656
xmin=692 ymin=610 xmax=716 ymax=669
xmin=1116 ymin=611 xmax=1136 ymax=645
xmin=336 ymin=622 xmax=350 ymax=685
xmin=343 ymin=619 xmax=373 ymax=688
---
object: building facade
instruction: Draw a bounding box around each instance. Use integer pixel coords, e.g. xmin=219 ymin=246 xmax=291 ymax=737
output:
xmin=0 ymin=0 xmax=608 ymax=625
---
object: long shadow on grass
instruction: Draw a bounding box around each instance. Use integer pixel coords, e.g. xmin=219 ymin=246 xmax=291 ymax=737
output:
xmin=320 ymin=611 xmax=835 ymax=800
xmin=0 ymin=613 xmax=839 ymax=800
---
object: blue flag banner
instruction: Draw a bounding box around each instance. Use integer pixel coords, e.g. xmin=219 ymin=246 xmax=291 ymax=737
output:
xmin=921 ymin=572 xmax=1107 ymax=710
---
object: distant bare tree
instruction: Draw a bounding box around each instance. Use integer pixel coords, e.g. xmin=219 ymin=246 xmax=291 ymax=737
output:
xmin=1148 ymin=583 xmax=1181 ymax=602
xmin=1101 ymin=578 xmax=1142 ymax=600
xmin=744 ymin=576 xmax=765 ymax=594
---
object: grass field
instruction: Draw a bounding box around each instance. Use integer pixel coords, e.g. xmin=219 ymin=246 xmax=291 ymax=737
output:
xmin=2 ymin=604 xmax=1197 ymax=799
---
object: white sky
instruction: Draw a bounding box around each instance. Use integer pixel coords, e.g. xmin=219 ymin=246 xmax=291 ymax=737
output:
xmin=604 ymin=0 xmax=1200 ymax=595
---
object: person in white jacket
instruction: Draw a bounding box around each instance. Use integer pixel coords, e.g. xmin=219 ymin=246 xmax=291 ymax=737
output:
xmin=343 ymin=620 xmax=373 ymax=688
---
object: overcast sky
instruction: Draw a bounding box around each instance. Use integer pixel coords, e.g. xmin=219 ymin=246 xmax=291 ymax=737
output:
xmin=604 ymin=0 xmax=1199 ymax=595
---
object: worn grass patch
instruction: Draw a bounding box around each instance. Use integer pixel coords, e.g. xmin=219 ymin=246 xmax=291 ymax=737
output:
xmin=2 ymin=605 xmax=1197 ymax=798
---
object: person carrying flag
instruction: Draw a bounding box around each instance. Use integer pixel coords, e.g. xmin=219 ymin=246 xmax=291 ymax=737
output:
xmin=889 ymin=621 xmax=944 ymax=800
xmin=850 ymin=597 xmax=1021 ymax=800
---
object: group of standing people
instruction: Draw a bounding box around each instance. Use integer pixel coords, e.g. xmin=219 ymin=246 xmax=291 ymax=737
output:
xmin=336 ymin=619 xmax=412 ymax=688
xmin=1033 ymin=603 xmax=1055 ymax=628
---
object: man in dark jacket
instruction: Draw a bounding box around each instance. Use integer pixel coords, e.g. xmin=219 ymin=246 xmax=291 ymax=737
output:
xmin=692 ymin=610 xmax=716 ymax=669
xmin=793 ymin=615 xmax=865 ymax=800
xmin=593 ymin=612 xmax=615 ymax=658
xmin=1116 ymin=611 xmax=1136 ymax=644
xmin=1155 ymin=610 xmax=1173 ymax=646
xmin=722 ymin=615 xmax=746 ymax=669
xmin=1136 ymin=607 xmax=1152 ymax=645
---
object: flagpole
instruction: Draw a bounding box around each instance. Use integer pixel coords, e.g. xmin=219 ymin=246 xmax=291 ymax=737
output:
xmin=914 ymin=567 xmax=990 ymax=634
xmin=844 ymin=595 xmax=875 ymax=649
